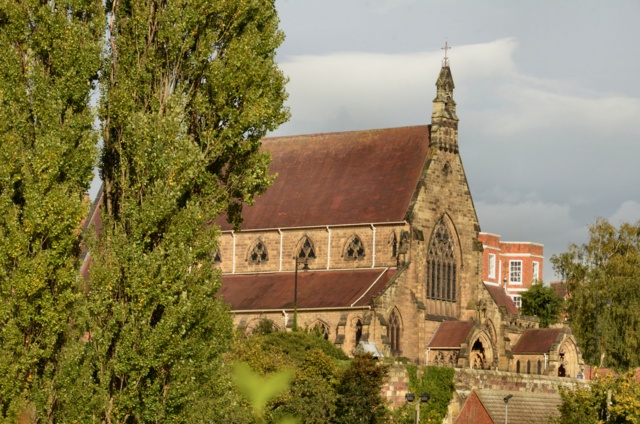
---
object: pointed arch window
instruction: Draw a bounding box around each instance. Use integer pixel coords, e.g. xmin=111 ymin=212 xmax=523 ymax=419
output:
xmin=388 ymin=310 xmax=401 ymax=355
xmin=354 ymin=319 xmax=363 ymax=347
xmin=426 ymin=219 xmax=457 ymax=301
xmin=297 ymin=237 xmax=316 ymax=261
xmin=312 ymin=322 xmax=329 ymax=340
xmin=390 ymin=232 xmax=398 ymax=258
xmin=344 ymin=235 xmax=365 ymax=261
xmin=212 ymin=250 xmax=221 ymax=265
xmin=248 ymin=240 xmax=268 ymax=265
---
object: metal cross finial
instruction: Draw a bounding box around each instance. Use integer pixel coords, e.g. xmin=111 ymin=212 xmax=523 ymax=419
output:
xmin=442 ymin=41 xmax=451 ymax=66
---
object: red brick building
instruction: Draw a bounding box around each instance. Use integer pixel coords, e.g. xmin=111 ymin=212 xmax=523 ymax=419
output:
xmin=478 ymin=232 xmax=543 ymax=309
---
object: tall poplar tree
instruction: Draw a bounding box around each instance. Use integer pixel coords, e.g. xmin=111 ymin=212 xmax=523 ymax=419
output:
xmin=0 ymin=0 xmax=102 ymax=420
xmin=68 ymin=0 xmax=289 ymax=421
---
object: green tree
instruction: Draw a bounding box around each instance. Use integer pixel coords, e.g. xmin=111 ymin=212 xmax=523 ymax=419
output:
xmin=335 ymin=354 xmax=390 ymax=423
xmin=520 ymin=281 xmax=563 ymax=328
xmin=552 ymin=218 xmax=640 ymax=369
xmin=58 ymin=0 xmax=289 ymax=421
xmin=555 ymin=372 xmax=640 ymax=423
xmin=0 ymin=0 xmax=102 ymax=420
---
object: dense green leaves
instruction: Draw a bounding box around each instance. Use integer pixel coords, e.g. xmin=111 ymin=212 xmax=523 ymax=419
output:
xmin=552 ymin=218 xmax=640 ymax=369
xmin=0 ymin=0 xmax=102 ymax=420
xmin=555 ymin=372 xmax=640 ymax=423
xmin=61 ymin=0 xmax=289 ymax=421
xmin=520 ymin=281 xmax=563 ymax=328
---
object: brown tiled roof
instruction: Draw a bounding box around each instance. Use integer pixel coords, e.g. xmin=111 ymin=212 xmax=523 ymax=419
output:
xmin=427 ymin=320 xmax=475 ymax=348
xmin=473 ymin=390 xmax=561 ymax=423
xmin=550 ymin=281 xmax=568 ymax=298
xmin=484 ymin=283 xmax=520 ymax=315
xmin=511 ymin=328 xmax=564 ymax=354
xmin=217 ymin=126 xmax=430 ymax=230
xmin=219 ymin=268 xmax=397 ymax=311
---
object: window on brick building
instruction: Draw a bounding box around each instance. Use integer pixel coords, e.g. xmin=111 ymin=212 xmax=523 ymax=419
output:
xmin=388 ymin=309 xmax=401 ymax=355
xmin=488 ymin=254 xmax=496 ymax=278
xmin=509 ymin=260 xmax=522 ymax=284
xmin=537 ymin=360 xmax=542 ymax=375
xmin=532 ymin=261 xmax=540 ymax=282
xmin=297 ymin=237 xmax=316 ymax=261
xmin=427 ymin=219 xmax=457 ymax=301
xmin=512 ymin=295 xmax=522 ymax=309
xmin=516 ymin=360 xmax=520 ymax=373
xmin=527 ymin=360 xmax=531 ymax=374
xmin=344 ymin=235 xmax=365 ymax=260
xmin=248 ymin=240 xmax=268 ymax=264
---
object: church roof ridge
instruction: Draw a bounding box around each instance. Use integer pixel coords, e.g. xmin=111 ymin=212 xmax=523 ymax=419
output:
xmin=263 ymin=124 xmax=430 ymax=142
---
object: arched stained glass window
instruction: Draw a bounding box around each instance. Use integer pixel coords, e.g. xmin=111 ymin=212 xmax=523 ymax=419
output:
xmin=297 ymin=237 xmax=316 ymax=260
xmin=248 ymin=240 xmax=268 ymax=264
xmin=426 ymin=219 xmax=457 ymax=301
xmin=344 ymin=235 xmax=365 ymax=261
xmin=388 ymin=310 xmax=401 ymax=355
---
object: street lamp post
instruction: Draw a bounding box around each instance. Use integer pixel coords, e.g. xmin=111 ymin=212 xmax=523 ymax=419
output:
xmin=293 ymin=256 xmax=308 ymax=331
xmin=405 ymin=393 xmax=430 ymax=423
xmin=504 ymin=394 xmax=513 ymax=424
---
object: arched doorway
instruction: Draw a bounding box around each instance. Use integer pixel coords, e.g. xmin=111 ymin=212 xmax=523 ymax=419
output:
xmin=469 ymin=331 xmax=494 ymax=370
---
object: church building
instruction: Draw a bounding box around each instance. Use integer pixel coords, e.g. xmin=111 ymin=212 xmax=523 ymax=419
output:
xmin=214 ymin=60 xmax=584 ymax=376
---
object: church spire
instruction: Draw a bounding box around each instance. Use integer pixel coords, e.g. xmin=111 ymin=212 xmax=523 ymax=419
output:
xmin=430 ymin=42 xmax=459 ymax=153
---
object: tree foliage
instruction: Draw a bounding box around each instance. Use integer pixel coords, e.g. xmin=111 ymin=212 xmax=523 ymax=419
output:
xmin=335 ymin=354 xmax=390 ymax=423
xmin=552 ymin=218 xmax=640 ymax=369
xmin=51 ymin=0 xmax=290 ymax=421
xmin=0 ymin=0 xmax=102 ymax=420
xmin=520 ymin=281 xmax=563 ymax=328
xmin=555 ymin=372 xmax=640 ymax=423
xmin=392 ymin=365 xmax=455 ymax=424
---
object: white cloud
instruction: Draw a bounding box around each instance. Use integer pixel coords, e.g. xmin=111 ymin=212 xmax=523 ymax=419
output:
xmin=609 ymin=201 xmax=640 ymax=225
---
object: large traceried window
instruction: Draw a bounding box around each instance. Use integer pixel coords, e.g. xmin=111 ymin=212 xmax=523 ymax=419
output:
xmin=426 ymin=219 xmax=457 ymax=301
xmin=509 ymin=260 xmax=522 ymax=284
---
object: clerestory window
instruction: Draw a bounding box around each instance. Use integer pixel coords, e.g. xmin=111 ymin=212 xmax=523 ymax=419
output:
xmin=426 ymin=219 xmax=457 ymax=301
xmin=344 ymin=235 xmax=365 ymax=261
xmin=248 ymin=240 xmax=268 ymax=264
xmin=297 ymin=237 xmax=316 ymax=260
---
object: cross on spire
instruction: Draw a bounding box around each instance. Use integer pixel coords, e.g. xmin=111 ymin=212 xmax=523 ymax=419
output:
xmin=441 ymin=41 xmax=451 ymax=67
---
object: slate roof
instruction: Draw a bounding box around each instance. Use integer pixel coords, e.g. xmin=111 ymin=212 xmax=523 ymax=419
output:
xmin=511 ymin=328 xmax=564 ymax=354
xmin=484 ymin=283 xmax=520 ymax=315
xmin=427 ymin=320 xmax=475 ymax=348
xmin=219 ymin=268 xmax=397 ymax=311
xmin=217 ymin=126 xmax=431 ymax=230
xmin=471 ymin=390 xmax=561 ymax=424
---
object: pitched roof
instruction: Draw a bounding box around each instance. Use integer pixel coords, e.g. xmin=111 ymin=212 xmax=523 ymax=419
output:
xmin=484 ymin=283 xmax=520 ymax=315
xmin=217 ymin=126 xmax=431 ymax=230
xmin=218 ymin=268 xmax=397 ymax=311
xmin=428 ymin=320 xmax=475 ymax=348
xmin=472 ymin=390 xmax=561 ymax=424
xmin=511 ymin=328 xmax=564 ymax=354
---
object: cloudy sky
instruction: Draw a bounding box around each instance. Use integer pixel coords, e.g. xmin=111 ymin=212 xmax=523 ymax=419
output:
xmin=270 ymin=0 xmax=640 ymax=281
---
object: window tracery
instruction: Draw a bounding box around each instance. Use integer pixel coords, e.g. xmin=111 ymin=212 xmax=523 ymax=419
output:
xmin=297 ymin=237 xmax=316 ymax=261
xmin=344 ymin=235 xmax=365 ymax=260
xmin=312 ymin=321 xmax=329 ymax=340
xmin=387 ymin=309 xmax=401 ymax=355
xmin=248 ymin=240 xmax=268 ymax=264
xmin=426 ymin=219 xmax=457 ymax=301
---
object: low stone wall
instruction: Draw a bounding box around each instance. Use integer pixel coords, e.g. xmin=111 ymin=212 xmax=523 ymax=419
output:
xmin=381 ymin=365 xmax=590 ymax=422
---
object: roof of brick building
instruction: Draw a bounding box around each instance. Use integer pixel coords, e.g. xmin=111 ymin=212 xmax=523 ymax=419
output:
xmin=484 ymin=283 xmax=520 ymax=315
xmin=217 ymin=126 xmax=431 ymax=230
xmin=470 ymin=390 xmax=561 ymax=423
xmin=512 ymin=328 xmax=564 ymax=354
xmin=219 ymin=268 xmax=397 ymax=311
xmin=427 ymin=320 xmax=475 ymax=348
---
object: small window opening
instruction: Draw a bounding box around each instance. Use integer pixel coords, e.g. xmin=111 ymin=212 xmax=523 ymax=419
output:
xmin=297 ymin=237 xmax=316 ymax=260
xmin=345 ymin=236 xmax=365 ymax=260
xmin=249 ymin=241 xmax=268 ymax=264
